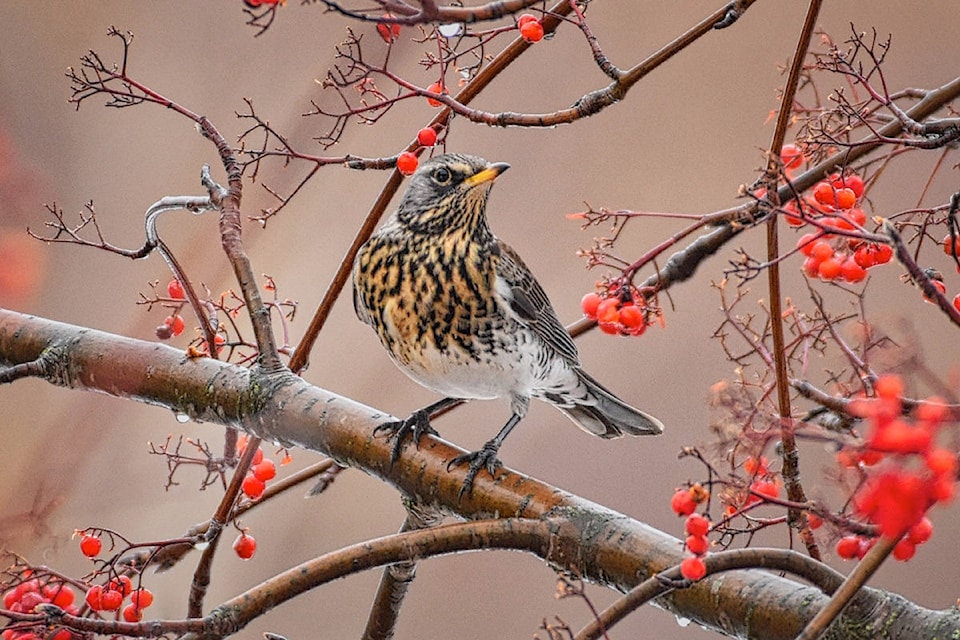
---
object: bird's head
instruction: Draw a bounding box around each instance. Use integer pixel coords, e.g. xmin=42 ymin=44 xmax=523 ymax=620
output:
xmin=394 ymin=153 xmax=510 ymax=234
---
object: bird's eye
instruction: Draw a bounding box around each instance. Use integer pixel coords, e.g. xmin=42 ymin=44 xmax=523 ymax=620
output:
xmin=433 ymin=167 xmax=452 ymax=184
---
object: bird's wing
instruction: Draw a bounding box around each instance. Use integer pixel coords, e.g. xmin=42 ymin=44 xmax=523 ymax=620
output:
xmin=352 ymin=255 xmax=374 ymax=326
xmin=495 ymin=239 xmax=581 ymax=367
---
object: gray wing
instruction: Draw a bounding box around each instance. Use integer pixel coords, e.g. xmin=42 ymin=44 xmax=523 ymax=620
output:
xmin=495 ymin=240 xmax=581 ymax=366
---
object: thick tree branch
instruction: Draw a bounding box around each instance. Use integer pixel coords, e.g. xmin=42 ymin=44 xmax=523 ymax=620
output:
xmin=1 ymin=309 xmax=958 ymax=639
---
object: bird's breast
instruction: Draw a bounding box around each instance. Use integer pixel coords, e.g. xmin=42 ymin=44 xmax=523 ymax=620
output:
xmin=354 ymin=231 xmax=531 ymax=397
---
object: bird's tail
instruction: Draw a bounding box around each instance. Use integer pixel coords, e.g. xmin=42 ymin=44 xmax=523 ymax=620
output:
xmin=555 ymin=369 xmax=664 ymax=439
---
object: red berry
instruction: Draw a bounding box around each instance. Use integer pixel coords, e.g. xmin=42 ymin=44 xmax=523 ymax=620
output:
xmin=580 ymin=292 xmax=602 ymax=318
xmin=396 ymin=151 xmax=418 ymax=176
xmin=241 ymin=474 xmax=266 ymax=500
xmin=839 ymin=174 xmax=865 ymax=197
xmin=847 ymin=207 xmax=867 ymax=226
xmin=926 ymin=448 xmax=958 ymax=478
xmin=685 ymin=534 xmax=709 ymax=556
xmin=874 ymin=374 xmax=902 ymax=400
xmin=835 ymin=187 xmax=857 ymax=210
xmin=835 ymin=536 xmax=861 ymax=560
xmin=743 ymin=455 xmax=768 ymax=476
xmin=167 ymin=279 xmax=185 ymax=300
xmin=109 ymin=576 xmax=133 ymax=597
xmin=130 ymin=588 xmax=154 ymax=609
xmin=253 ymin=459 xmax=276 ymax=482
xmin=840 ymin=257 xmax=867 ymax=283
xmin=685 ymin=513 xmax=710 ymax=537
xmin=853 ymin=245 xmax=876 ymax=269
xmin=251 ymin=447 xmax=264 ymax=466
xmin=810 ymin=240 xmax=834 ymax=261
xmin=892 ymin=537 xmax=916 ymax=562
xmin=908 ymin=517 xmax=934 ymax=545
xmin=519 ymin=20 xmax=544 ymax=43
xmin=517 ymin=13 xmax=538 ymax=28
xmin=813 ymin=182 xmax=836 ymax=206
xmin=670 ymin=489 xmax=697 ymax=516
xmin=750 ymin=479 xmax=780 ymax=500
xmin=780 ymin=144 xmax=803 ymax=170
xmin=783 ymin=200 xmax=805 ymax=226
xmin=233 ymin=533 xmax=257 ymax=560
xmin=802 ymin=256 xmax=822 ymax=278
xmin=598 ymin=321 xmax=620 ymax=335
xmin=874 ymin=244 xmax=893 ymax=265
xmin=376 ymin=14 xmax=401 ymax=43
xmin=18 ymin=591 xmax=44 ymax=612
xmin=122 ymin=603 xmax=143 ymax=622
xmin=45 ymin=584 xmax=76 ymax=609
xmin=164 ymin=315 xmax=185 ymax=337
xmin=797 ymin=233 xmax=819 ymax=256
xmin=942 ymin=234 xmax=960 ymax=257
xmin=100 ymin=589 xmax=122 ymax=611
xmin=426 ymin=81 xmax=447 ymax=107
xmin=416 ymin=127 xmax=438 ymax=147
xmin=84 ymin=585 xmax=105 ymax=611
xmin=806 ymin=513 xmax=823 ymax=530
xmin=680 ymin=556 xmax=707 ymax=581
xmin=595 ymin=298 xmax=620 ymax=324
xmin=817 ymin=256 xmax=842 ymax=280
xmin=79 ymin=534 xmax=102 ymax=558
xmin=618 ymin=304 xmax=644 ymax=330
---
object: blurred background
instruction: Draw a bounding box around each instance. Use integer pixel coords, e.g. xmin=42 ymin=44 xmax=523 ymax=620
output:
xmin=1 ymin=2 xmax=959 ymax=638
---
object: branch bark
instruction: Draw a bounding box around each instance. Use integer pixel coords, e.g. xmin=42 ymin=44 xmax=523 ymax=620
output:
xmin=1 ymin=309 xmax=957 ymax=639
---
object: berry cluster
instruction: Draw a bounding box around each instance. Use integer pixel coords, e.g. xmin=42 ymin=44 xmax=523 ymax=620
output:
xmin=768 ymin=144 xmax=896 ymax=283
xmin=237 ymin=435 xmax=279 ymax=501
xmin=84 ymin=577 xmax=154 ymax=622
xmin=679 ymin=513 xmax=710 ymax=581
xmin=155 ymin=279 xmax=187 ymax=340
xmin=396 ymin=127 xmax=441 ymax=177
xmin=376 ymin=13 xmax=401 ymax=44
xmin=517 ymin=14 xmax=544 ymax=43
xmin=791 ymin=176 xmax=886 ymax=284
xmin=834 ymin=374 xmax=956 ymax=560
xmin=2 ymin=574 xmax=79 ymax=640
xmin=580 ymin=290 xmax=650 ymax=336
xmin=670 ymin=485 xmax=711 ymax=581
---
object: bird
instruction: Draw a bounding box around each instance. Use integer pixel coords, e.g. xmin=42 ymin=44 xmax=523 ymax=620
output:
xmin=352 ymin=153 xmax=663 ymax=496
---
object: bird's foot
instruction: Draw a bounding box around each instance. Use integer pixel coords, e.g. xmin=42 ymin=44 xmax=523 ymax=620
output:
xmin=447 ymin=440 xmax=503 ymax=499
xmin=374 ymin=409 xmax=438 ymax=464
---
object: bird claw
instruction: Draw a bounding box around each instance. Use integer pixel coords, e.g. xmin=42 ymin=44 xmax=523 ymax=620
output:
xmin=374 ymin=409 xmax=438 ymax=464
xmin=447 ymin=441 xmax=503 ymax=498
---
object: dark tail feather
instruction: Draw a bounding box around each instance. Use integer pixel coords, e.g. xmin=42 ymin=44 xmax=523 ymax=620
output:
xmin=557 ymin=370 xmax=664 ymax=439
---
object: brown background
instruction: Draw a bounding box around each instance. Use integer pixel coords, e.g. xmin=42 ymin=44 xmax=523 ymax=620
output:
xmin=2 ymin=2 xmax=959 ymax=638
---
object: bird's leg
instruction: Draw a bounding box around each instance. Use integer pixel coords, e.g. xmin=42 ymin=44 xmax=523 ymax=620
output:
xmin=448 ymin=413 xmax=522 ymax=499
xmin=374 ymin=396 xmax=463 ymax=464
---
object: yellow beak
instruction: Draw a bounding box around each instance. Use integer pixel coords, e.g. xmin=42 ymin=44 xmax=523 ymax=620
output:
xmin=464 ymin=162 xmax=510 ymax=187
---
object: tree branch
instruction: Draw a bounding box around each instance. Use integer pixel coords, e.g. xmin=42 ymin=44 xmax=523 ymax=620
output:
xmin=1 ymin=309 xmax=957 ymax=639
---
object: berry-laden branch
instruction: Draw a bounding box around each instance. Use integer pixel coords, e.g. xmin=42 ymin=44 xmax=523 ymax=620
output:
xmin=312 ymin=0 xmax=758 ymax=134
xmin=567 ymin=70 xmax=960 ymax=342
xmin=2 ymin=309 xmax=959 ymax=639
